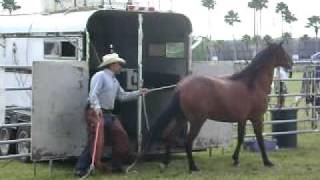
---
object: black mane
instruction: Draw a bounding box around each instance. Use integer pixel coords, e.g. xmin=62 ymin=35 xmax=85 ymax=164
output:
xmin=230 ymin=44 xmax=277 ymax=89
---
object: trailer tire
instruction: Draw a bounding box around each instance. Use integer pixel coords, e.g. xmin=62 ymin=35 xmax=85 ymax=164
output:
xmin=16 ymin=127 xmax=31 ymax=162
xmin=0 ymin=127 xmax=15 ymax=156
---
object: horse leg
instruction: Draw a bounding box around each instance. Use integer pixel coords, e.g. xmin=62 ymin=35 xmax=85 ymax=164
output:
xmin=161 ymin=119 xmax=186 ymax=172
xmin=251 ymin=119 xmax=274 ymax=167
xmin=232 ymin=120 xmax=246 ymax=166
xmin=185 ymin=121 xmax=204 ymax=172
xmin=160 ymin=120 xmax=177 ymax=172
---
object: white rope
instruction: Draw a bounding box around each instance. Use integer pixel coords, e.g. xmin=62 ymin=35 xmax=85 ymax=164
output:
xmin=148 ymin=84 xmax=177 ymax=93
xmin=125 ymin=84 xmax=176 ymax=173
xmin=142 ymin=95 xmax=150 ymax=131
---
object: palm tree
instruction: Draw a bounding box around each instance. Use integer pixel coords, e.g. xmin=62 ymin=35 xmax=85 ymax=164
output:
xmin=0 ymin=0 xmax=21 ymax=15
xmin=201 ymin=0 xmax=216 ymax=40
xmin=224 ymin=10 xmax=241 ymax=26
xmin=212 ymin=40 xmax=224 ymax=60
xmin=255 ymin=0 xmax=268 ymax=36
xmin=201 ymin=0 xmax=216 ymax=60
xmin=283 ymin=32 xmax=292 ymax=44
xmin=248 ymin=0 xmax=259 ymax=38
xmin=242 ymin=34 xmax=251 ymax=50
xmin=248 ymin=0 xmax=267 ymax=54
xmin=224 ymin=10 xmax=241 ymax=60
xmin=242 ymin=34 xmax=252 ymax=59
xmin=306 ymin=16 xmax=320 ymax=52
xmin=275 ymin=2 xmax=288 ymax=36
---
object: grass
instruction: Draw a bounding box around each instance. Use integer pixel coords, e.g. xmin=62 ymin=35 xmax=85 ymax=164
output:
xmin=2 ymin=70 xmax=320 ymax=179
xmin=1 ymin=133 xmax=320 ymax=180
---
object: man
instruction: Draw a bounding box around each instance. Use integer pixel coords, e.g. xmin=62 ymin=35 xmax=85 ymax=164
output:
xmin=274 ymin=67 xmax=289 ymax=108
xmin=75 ymin=53 xmax=148 ymax=177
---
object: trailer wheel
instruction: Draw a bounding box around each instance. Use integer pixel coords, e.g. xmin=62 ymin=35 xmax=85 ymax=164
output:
xmin=0 ymin=127 xmax=15 ymax=156
xmin=16 ymin=127 xmax=31 ymax=162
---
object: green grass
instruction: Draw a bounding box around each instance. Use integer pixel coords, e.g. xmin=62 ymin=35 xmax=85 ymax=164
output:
xmin=1 ymin=133 xmax=320 ymax=180
xmin=2 ymin=71 xmax=320 ymax=179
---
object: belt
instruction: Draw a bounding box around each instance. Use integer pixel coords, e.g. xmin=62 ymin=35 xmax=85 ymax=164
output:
xmin=101 ymin=108 xmax=113 ymax=114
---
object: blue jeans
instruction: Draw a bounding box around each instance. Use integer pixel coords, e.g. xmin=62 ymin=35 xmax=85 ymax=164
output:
xmin=75 ymin=113 xmax=114 ymax=172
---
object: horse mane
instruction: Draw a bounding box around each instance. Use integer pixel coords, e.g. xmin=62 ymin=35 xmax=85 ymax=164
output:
xmin=230 ymin=44 xmax=277 ymax=89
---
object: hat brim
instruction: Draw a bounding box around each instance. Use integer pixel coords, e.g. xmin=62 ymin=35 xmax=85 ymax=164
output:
xmin=98 ymin=58 xmax=126 ymax=68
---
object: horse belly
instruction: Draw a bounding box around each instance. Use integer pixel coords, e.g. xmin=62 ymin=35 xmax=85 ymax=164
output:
xmin=208 ymin=106 xmax=249 ymax=123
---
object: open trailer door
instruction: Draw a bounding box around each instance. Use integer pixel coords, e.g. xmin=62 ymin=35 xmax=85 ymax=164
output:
xmin=31 ymin=60 xmax=88 ymax=161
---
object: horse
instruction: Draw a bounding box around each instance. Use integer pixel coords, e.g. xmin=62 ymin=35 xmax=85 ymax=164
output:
xmin=146 ymin=42 xmax=292 ymax=172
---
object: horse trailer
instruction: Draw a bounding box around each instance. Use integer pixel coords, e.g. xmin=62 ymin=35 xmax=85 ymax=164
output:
xmin=0 ymin=9 xmax=232 ymax=161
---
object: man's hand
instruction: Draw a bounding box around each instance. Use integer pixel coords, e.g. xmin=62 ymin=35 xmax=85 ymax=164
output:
xmin=94 ymin=108 xmax=103 ymax=119
xmin=140 ymin=88 xmax=149 ymax=96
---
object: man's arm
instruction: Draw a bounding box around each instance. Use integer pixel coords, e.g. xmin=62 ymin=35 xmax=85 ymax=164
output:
xmin=117 ymin=86 xmax=149 ymax=102
xmin=88 ymin=74 xmax=103 ymax=112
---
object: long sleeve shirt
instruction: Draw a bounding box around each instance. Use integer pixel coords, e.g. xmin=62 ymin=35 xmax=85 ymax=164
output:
xmin=88 ymin=69 xmax=140 ymax=110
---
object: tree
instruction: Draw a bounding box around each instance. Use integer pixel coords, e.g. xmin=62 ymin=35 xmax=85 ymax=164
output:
xmin=275 ymin=2 xmax=297 ymax=37
xmin=255 ymin=0 xmax=268 ymax=36
xmin=224 ymin=10 xmax=241 ymax=60
xmin=212 ymin=40 xmax=225 ymax=60
xmin=283 ymin=32 xmax=292 ymax=44
xmin=224 ymin=10 xmax=241 ymax=26
xmin=242 ymin=34 xmax=252 ymax=59
xmin=300 ymin=34 xmax=310 ymax=41
xmin=263 ymin=35 xmax=273 ymax=44
xmin=248 ymin=0 xmax=267 ymax=54
xmin=242 ymin=34 xmax=252 ymax=50
xmin=306 ymin=16 xmax=320 ymax=39
xmin=201 ymin=0 xmax=216 ymax=60
xmin=0 ymin=0 xmax=21 ymax=15
xmin=201 ymin=0 xmax=216 ymax=39
xmin=306 ymin=16 xmax=320 ymax=52
xmin=252 ymin=35 xmax=262 ymax=47
xmin=248 ymin=0 xmax=259 ymax=38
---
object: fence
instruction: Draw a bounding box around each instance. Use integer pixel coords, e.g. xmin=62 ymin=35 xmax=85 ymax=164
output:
xmin=237 ymin=60 xmax=320 ymax=144
xmin=0 ymin=65 xmax=31 ymax=160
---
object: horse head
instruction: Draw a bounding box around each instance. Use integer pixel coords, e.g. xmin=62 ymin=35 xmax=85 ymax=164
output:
xmin=268 ymin=42 xmax=293 ymax=69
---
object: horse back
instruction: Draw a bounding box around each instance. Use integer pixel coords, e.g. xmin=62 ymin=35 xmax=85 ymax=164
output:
xmin=177 ymin=75 xmax=253 ymax=122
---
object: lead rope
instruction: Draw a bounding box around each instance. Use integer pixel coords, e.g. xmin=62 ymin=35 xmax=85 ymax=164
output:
xmin=78 ymin=116 xmax=102 ymax=180
xmin=125 ymin=84 xmax=177 ymax=173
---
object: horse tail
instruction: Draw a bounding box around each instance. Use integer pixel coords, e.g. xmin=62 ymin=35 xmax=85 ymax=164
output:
xmin=143 ymin=91 xmax=182 ymax=151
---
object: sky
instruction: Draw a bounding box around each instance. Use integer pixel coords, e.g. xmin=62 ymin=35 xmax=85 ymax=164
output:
xmin=1 ymin=0 xmax=320 ymax=40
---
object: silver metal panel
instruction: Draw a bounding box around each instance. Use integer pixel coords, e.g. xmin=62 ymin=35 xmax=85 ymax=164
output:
xmin=0 ymin=68 xmax=5 ymax=125
xmin=191 ymin=61 xmax=234 ymax=148
xmin=31 ymin=60 xmax=88 ymax=161
xmin=0 ymin=11 xmax=95 ymax=34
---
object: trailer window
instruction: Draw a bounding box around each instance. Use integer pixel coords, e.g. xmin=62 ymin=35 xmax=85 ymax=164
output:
xmin=166 ymin=42 xmax=184 ymax=58
xmin=148 ymin=42 xmax=185 ymax=59
xmin=44 ymin=41 xmax=77 ymax=59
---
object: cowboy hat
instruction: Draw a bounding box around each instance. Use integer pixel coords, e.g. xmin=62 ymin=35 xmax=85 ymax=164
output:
xmin=98 ymin=53 xmax=126 ymax=68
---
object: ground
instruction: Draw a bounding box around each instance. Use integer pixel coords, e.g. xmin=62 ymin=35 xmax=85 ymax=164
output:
xmin=1 ymin=133 xmax=320 ymax=180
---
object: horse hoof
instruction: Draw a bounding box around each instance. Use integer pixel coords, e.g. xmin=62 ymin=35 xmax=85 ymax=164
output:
xmin=233 ymin=162 xmax=240 ymax=167
xmin=189 ymin=166 xmax=200 ymax=172
xmin=233 ymin=161 xmax=240 ymax=167
xmin=159 ymin=163 xmax=167 ymax=173
xmin=264 ymin=161 xmax=274 ymax=167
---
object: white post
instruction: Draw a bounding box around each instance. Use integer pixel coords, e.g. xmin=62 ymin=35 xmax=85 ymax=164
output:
xmin=137 ymin=14 xmax=144 ymax=154
xmin=187 ymin=33 xmax=193 ymax=74
xmin=85 ymin=31 xmax=90 ymax=63
xmin=0 ymin=67 xmax=5 ymax=125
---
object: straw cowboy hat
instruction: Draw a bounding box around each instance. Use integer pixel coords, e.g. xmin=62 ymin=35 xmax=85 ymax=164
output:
xmin=98 ymin=53 xmax=126 ymax=68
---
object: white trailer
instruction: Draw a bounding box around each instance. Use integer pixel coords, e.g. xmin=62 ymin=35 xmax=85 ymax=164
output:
xmin=0 ymin=9 xmax=232 ymax=162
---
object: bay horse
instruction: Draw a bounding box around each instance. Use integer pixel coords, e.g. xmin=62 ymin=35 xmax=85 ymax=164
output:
xmin=147 ymin=42 xmax=292 ymax=172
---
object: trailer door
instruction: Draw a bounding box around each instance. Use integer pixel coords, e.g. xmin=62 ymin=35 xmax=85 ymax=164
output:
xmin=31 ymin=60 xmax=88 ymax=161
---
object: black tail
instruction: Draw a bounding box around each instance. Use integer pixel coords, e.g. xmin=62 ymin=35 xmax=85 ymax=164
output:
xmin=143 ymin=91 xmax=182 ymax=151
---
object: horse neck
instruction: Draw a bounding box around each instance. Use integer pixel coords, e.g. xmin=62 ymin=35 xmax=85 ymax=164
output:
xmin=255 ymin=63 xmax=275 ymax=94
